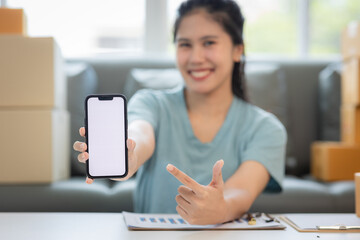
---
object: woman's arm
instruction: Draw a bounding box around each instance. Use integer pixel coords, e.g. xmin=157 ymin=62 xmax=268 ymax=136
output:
xmin=223 ymin=160 xmax=270 ymax=222
xmin=119 ymin=119 xmax=156 ymax=179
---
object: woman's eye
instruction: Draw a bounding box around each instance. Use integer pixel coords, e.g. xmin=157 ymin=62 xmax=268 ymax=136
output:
xmin=204 ymin=41 xmax=215 ymax=46
xmin=178 ymin=43 xmax=191 ymax=48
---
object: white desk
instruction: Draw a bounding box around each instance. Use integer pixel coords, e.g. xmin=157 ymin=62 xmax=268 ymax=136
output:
xmin=0 ymin=213 xmax=359 ymax=240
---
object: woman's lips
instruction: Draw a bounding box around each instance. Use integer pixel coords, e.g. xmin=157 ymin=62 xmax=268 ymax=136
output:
xmin=188 ymin=69 xmax=213 ymax=81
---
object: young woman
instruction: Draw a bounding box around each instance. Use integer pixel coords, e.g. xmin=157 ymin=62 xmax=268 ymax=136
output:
xmin=74 ymin=0 xmax=286 ymax=225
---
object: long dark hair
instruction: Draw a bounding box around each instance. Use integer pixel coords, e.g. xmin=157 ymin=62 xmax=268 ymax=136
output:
xmin=173 ymin=0 xmax=247 ymax=101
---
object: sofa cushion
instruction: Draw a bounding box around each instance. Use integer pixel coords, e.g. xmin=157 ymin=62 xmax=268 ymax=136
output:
xmin=66 ymin=63 xmax=98 ymax=176
xmin=318 ymin=62 xmax=342 ymax=141
xmin=124 ymin=68 xmax=183 ymax=99
xmin=250 ymin=176 xmax=355 ymax=213
xmin=0 ymin=177 xmax=134 ymax=212
xmin=246 ymin=64 xmax=287 ymax=127
xmin=245 ymin=64 xmax=295 ymax=173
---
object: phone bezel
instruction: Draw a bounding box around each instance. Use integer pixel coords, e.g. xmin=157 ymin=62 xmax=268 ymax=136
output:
xmin=84 ymin=94 xmax=128 ymax=179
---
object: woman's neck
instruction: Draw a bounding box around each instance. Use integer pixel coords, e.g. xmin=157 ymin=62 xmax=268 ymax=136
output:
xmin=184 ymin=87 xmax=233 ymax=117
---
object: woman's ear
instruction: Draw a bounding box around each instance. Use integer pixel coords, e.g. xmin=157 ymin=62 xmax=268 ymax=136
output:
xmin=232 ymin=44 xmax=243 ymax=62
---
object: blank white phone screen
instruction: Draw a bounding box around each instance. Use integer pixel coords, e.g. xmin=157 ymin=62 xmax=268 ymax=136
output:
xmin=87 ymin=97 xmax=126 ymax=177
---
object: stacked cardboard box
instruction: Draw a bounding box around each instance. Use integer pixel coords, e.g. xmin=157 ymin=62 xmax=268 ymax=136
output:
xmin=312 ymin=142 xmax=360 ymax=181
xmin=311 ymin=21 xmax=360 ymax=181
xmin=0 ymin=10 xmax=69 ymax=183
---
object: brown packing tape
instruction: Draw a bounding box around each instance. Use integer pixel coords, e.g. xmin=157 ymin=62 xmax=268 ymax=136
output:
xmin=311 ymin=142 xmax=360 ymax=181
xmin=0 ymin=8 xmax=27 ymax=35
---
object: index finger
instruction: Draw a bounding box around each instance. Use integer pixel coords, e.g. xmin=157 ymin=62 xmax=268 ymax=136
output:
xmin=166 ymin=164 xmax=202 ymax=193
xmin=79 ymin=127 xmax=86 ymax=137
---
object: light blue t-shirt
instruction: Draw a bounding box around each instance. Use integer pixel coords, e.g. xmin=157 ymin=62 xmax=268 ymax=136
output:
xmin=128 ymin=87 xmax=287 ymax=213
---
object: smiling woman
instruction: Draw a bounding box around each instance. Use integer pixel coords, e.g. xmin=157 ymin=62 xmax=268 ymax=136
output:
xmin=74 ymin=0 xmax=287 ymax=225
xmin=174 ymin=10 xmax=242 ymax=98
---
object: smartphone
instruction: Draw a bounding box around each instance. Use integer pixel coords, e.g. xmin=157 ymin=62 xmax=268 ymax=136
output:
xmin=85 ymin=94 xmax=128 ymax=178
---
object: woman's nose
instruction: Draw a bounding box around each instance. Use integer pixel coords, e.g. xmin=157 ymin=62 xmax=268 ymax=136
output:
xmin=189 ymin=46 xmax=205 ymax=64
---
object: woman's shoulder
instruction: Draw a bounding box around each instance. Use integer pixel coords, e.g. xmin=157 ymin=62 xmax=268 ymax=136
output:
xmin=128 ymin=87 xmax=184 ymax=113
xmin=235 ymin=98 xmax=286 ymax=132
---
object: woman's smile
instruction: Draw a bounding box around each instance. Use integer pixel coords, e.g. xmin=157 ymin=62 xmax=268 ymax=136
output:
xmin=188 ymin=68 xmax=215 ymax=81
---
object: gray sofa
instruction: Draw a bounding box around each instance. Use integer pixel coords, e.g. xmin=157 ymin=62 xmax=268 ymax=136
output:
xmin=0 ymin=56 xmax=354 ymax=213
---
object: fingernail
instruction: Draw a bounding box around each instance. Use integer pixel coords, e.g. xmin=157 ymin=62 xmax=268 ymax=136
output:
xmin=81 ymin=154 xmax=86 ymax=160
xmin=167 ymin=164 xmax=174 ymax=171
xmin=81 ymin=143 xmax=86 ymax=149
xmin=86 ymin=178 xmax=92 ymax=184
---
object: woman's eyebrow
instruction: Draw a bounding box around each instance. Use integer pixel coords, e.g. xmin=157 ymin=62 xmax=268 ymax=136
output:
xmin=176 ymin=38 xmax=190 ymax=42
xmin=176 ymin=35 xmax=219 ymax=42
xmin=200 ymin=35 xmax=218 ymax=40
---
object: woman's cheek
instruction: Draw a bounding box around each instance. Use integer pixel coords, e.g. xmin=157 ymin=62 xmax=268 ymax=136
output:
xmin=176 ymin=50 xmax=186 ymax=63
xmin=176 ymin=54 xmax=189 ymax=76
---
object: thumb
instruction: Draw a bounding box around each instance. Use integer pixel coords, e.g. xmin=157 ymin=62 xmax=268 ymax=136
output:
xmin=209 ymin=159 xmax=224 ymax=188
xmin=127 ymin=138 xmax=136 ymax=152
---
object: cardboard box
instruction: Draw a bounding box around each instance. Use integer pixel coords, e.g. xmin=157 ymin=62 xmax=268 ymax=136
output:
xmin=0 ymin=109 xmax=70 ymax=183
xmin=0 ymin=8 xmax=27 ymax=34
xmin=342 ymin=21 xmax=360 ymax=60
xmin=356 ymin=173 xmax=360 ymax=217
xmin=311 ymin=142 xmax=360 ymax=181
xmin=342 ymin=58 xmax=360 ymax=105
xmin=0 ymin=36 xmax=66 ymax=108
xmin=341 ymin=106 xmax=360 ymax=144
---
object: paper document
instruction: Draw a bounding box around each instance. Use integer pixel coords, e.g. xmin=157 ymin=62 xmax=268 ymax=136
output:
xmin=280 ymin=214 xmax=360 ymax=232
xmin=122 ymin=211 xmax=286 ymax=230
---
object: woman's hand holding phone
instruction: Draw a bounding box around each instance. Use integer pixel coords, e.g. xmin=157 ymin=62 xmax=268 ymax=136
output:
xmin=73 ymin=127 xmax=138 ymax=184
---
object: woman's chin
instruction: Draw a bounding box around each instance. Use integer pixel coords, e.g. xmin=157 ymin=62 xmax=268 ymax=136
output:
xmin=186 ymin=86 xmax=213 ymax=95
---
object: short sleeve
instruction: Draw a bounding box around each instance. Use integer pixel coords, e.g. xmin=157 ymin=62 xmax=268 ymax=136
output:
xmin=241 ymin=113 xmax=287 ymax=192
xmin=127 ymin=90 xmax=159 ymax=131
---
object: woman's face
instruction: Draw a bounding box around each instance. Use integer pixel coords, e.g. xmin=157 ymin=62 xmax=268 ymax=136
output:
xmin=175 ymin=10 xmax=242 ymax=96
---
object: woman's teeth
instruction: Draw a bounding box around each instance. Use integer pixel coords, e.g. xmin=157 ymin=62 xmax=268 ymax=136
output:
xmin=190 ymin=70 xmax=211 ymax=78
